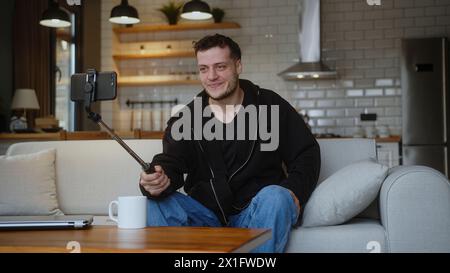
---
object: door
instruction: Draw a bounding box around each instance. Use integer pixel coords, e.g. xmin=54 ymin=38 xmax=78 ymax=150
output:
xmin=402 ymin=145 xmax=447 ymax=176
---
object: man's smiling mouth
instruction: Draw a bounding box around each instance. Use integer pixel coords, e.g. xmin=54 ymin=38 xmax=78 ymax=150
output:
xmin=208 ymin=82 xmax=224 ymax=89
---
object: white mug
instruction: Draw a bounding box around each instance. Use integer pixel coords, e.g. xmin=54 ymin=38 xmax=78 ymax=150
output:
xmin=108 ymin=196 xmax=147 ymax=229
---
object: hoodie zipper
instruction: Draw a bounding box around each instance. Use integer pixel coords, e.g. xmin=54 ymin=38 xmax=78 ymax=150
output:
xmin=227 ymin=128 xmax=257 ymax=212
xmin=193 ymin=128 xmax=229 ymax=225
xmin=227 ymin=90 xmax=260 ymax=184
xmin=190 ymin=89 xmax=260 ymax=224
xmin=227 ymin=90 xmax=259 ymax=211
xmin=196 ymin=135 xmax=257 ymax=225
xmin=227 ymin=138 xmax=256 ymax=183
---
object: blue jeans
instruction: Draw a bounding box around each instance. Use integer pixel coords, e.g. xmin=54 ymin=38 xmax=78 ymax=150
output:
xmin=146 ymin=185 xmax=299 ymax=253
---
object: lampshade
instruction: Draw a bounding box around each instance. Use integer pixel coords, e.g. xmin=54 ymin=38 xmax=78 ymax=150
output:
xmin=181 ymin=0 xmax=212 ymax=20
xmin=39 ymin=0 xmax=71 ymax=28
xmin=11 ymin=89 xmax=40 ymax=110
xmin=109 ymin=0 xmax=140 ymax=25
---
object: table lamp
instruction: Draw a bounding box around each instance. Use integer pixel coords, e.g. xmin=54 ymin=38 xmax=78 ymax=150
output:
xmin=10 ymin=89 xmax=40 ymax=132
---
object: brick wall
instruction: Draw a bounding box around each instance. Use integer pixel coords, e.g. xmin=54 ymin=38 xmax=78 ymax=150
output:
xmin=300 ymin=0 xmax=450 ymax=137
xmin=100 ymin=0 xmax=299 ymax=131
xmin=100 ymin=0 xmax=450 ymax=135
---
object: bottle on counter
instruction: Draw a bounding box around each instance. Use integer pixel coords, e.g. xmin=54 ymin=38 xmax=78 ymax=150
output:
xmin=353 ymin=126 xmax=364 ymax=138
xmin=365 ymin=125 xmax=377 ymax=139
xmin=378 ymin=125 xmax=390 ymax=138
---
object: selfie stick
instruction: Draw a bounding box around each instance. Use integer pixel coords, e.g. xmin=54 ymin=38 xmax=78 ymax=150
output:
xmin=83 ymin=69 xmax=152 ymax=174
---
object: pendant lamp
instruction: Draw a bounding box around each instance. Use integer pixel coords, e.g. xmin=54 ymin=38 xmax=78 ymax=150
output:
xmin=181 ymin=0 xmax=212 ymax=20
xmin=39 ymin=0 xmax=71 ymax=28
xmin=109 ymin=0 xmax=140 ymax=25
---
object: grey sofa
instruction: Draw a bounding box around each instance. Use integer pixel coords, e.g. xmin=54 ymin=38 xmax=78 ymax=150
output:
xmin=286 ymin=139 xmax=450 ymax=253
xmin=6 ymin=138 xmax=450 ymax=252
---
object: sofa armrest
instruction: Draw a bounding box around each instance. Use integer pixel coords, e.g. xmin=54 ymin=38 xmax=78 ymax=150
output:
xmin=379 ymin=165 xmax=450 ymax=252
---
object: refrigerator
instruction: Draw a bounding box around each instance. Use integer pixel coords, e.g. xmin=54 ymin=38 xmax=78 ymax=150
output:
xmin=401 ymin=37 xmax=450 ymax=177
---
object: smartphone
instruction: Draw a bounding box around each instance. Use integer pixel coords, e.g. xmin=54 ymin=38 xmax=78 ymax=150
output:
xmin=70 ymin=71 xmax=117 ymax=102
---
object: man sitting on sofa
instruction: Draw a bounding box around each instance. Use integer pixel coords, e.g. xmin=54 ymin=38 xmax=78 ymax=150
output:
xmin=139 ymin=34 xmax=321 ymax=253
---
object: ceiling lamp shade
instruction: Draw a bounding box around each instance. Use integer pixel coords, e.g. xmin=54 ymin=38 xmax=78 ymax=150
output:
xmin=109 ymin=0 xmax=140 ymax=25
xmin=181 ymin=0 xmax=212 ymax=20
xmin=39 ymin=0 xmax=71 ymax=28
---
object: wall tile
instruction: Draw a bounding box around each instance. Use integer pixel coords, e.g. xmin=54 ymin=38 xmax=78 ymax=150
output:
xmin=100 ymin=0 xmax=450 ymax=136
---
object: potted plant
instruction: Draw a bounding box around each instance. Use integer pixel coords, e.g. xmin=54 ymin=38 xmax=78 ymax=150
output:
xmin=158 ymin=1 xmax=182 ymax=25
xmin=211 ymin=7 xmax=225 ymax=23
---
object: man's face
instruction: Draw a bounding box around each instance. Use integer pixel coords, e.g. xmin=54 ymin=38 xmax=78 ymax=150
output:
xmin=196 ymin=46 xmax=242 ymax=101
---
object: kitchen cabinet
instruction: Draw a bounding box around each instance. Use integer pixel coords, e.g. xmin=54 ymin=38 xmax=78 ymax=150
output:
xmin=376 ymin=141 xmax=400 ymax=168
xmin=112 ymin=22 xmax=241 ymax=87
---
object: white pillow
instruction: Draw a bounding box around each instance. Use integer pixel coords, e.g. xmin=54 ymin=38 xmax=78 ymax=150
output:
xmin=302 ymin=159 xmax=388 ymax=227
xmin=0 ymin=148 xmax=63 ymax=216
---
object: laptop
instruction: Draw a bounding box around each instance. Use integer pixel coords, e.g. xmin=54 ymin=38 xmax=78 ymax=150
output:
xmin=0 ymin=215 xmax=93 ymax=230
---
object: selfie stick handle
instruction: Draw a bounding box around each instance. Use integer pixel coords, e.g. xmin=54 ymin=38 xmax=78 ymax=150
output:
xmin=86 ymin=111 xmax=152 ymax=174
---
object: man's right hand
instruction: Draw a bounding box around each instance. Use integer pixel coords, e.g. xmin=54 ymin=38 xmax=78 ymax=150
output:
xmin=139 ymin=165 xmax=170 ymax=197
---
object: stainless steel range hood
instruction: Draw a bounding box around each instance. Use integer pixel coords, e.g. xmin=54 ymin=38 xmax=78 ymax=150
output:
xmin=278 ymin=0 xmax=336 ymax=80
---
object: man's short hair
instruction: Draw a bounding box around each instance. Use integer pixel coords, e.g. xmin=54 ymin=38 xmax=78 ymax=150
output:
xmin=193 ymin=34 xmax=241 ymax=60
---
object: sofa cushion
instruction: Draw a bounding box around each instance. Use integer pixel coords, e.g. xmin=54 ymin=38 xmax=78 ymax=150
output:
xmin=0 ymin=148 xmax=63 ymax=216
xmin=286 ymin=218 xmax=387 ymax=253
xmin=302 ymin=159 xmax=388 ymax=227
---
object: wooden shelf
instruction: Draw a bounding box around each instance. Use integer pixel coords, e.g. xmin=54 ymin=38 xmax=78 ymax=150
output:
xmin=56 ymin=29 xmax=71 ymax=42
xmin=113 ymin=51 xmax=195 ymax=60
xmin=140 ymin=131 xmax=165 ymax=139
xmin=113 ymin=22 xmax=241 ymax=34
xmin=118 ymin=78 xmax=200 ymax=87
xmin=113 ymin=21 xmax=240 ymax=87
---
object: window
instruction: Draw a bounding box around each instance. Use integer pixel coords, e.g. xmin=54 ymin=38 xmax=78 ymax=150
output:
xmin=54 ymin=18 xmax=76 ymax=131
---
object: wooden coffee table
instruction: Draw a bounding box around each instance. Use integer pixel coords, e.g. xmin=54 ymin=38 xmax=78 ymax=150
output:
xmin=0 ymin=226 xmax=271 ymax=253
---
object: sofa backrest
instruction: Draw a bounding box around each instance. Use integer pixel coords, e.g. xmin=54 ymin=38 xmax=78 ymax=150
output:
xmin=6 ymin=138 xmax=376 ymax=215
xmin=316 ymin=138 xmax=377 ymax=183
xmin=7 ymin=140 xmax=162 ymax=215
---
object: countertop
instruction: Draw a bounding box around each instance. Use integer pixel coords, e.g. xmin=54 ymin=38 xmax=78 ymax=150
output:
xmin=0 ymin=132 xmax=402 ymax=143
xmin=315 ymin=135 xmax=401 ymax=143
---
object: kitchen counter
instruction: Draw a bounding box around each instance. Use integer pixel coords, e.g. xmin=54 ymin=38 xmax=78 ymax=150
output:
xmin=0 ymin=132 xmax=64 ymax=140
xmin=315 ymin=135 xmax=401 ymax=143
xmin=374 ymin=135 xmax=401 ymax=143
xmin=0 ymin=130 xmax=165 ymax=155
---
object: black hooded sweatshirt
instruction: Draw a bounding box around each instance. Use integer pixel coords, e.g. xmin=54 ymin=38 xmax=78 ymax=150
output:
xmin=140 ymin=79 xmax=321 ymax=226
